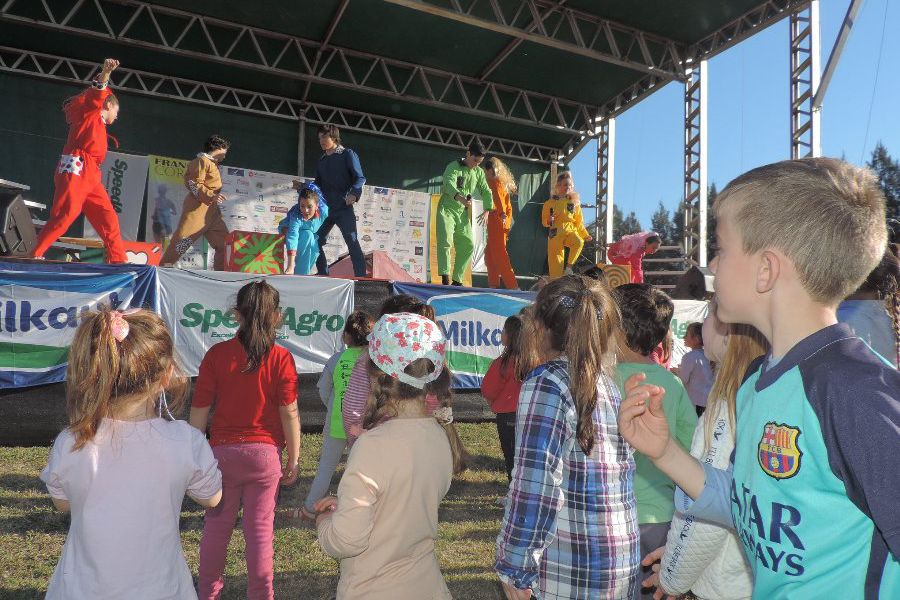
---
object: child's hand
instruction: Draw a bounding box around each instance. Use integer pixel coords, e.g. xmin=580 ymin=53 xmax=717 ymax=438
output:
xmin=215 ymin=193 xmax=227 ymax=204
xmin=102 ymin=58 xmax=120 ymax=73
xmin=281 ymin=463 xmax=299 ymax=486
xmin=501 ymin=581 xmax=533 ymax=599
xmin=314 ymin=496 xmax=338 ymax=527
xmin=348 ymin=424 xmax=363 ymax=438
xmin=640 ymin=546 xmax=679 ymax=600
xmin=618 ymin=372 xmax=670 ymax=460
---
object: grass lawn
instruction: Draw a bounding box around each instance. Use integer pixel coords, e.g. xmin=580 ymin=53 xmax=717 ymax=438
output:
xmin=0 ymin=423 xmax=509 ymax=599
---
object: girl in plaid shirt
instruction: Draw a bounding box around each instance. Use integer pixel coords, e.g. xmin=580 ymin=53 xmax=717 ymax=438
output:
xmin=495 ymin=275 xmax=640 ymax=599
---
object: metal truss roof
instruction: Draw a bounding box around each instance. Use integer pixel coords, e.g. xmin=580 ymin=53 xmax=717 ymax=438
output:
xmin=0 ymin=46 xmax=559 ymax=163
xmin=0 ymin=0 xmax=812 ymax=163
xmin=0 ymin=0 xmax=601 ymax=136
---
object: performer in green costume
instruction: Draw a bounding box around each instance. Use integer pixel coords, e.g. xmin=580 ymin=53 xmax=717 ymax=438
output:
xmin=436 ymin=140 xmax=494 ymax=286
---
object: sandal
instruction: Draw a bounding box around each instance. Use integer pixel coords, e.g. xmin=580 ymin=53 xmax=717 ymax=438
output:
xmin=287 ymin=506 xmax=317 ymax=523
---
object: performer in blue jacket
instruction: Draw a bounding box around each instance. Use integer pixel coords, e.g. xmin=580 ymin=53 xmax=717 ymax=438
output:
xmin=279 ymin=182 xmax=328 ymax=275
xmin=311 ymin=125 xmax=367 ymax=277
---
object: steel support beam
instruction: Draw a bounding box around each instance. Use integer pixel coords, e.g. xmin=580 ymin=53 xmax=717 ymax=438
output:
xmin=478 ymin=0 xmax=568 ymax=80
xmin=683 ymin=60 xmax=708 ymax=267
xmin=790 ymin=1 xmax=821 ymax=159
xmin=558 ymin=0 xmax=808 ymax=163
xmin=814 ymin=0 xmax=862 ymax=110
xmin=0 ymin=47 xmax=559 ymax=163
xmin=0 ymin=0 xmax=599 ymax=135
xmin=595 ymin=118 xmax=615 ymax=263
xmin=385 ymin=0 xmax=687 ymax=79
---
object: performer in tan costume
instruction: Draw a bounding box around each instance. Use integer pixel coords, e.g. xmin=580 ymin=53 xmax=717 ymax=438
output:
xmin=160 ymin=135 xmax=230 ymax=270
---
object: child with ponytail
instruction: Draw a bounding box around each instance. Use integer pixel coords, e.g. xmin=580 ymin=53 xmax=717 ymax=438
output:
xmin=315 ymin=312 xmax=463 ymax=600
xmin=495 ymin=275 xmax=640 ymax=600
xmin=189 ymin=280 xmax=301 ymax=600
xmin=41 ymin=308 xmax=222 ymax=599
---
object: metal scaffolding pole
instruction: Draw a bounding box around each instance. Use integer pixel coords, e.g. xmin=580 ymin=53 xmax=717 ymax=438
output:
xmin=683 ymin=59 xmax=708 ymax=267
xmin=595 ymin=118 xmax=615 ymax=262
xmin=790 ymin=1 xmax=822 ymax=159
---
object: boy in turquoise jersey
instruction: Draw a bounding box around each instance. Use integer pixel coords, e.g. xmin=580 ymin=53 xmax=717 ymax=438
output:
xmin=619 ymin=158 xmax=899 ymax=599
xmin=437 ymin=140 xmax=494 ymax=286
xmin=612 ymin=283 xmax=697 ymax=598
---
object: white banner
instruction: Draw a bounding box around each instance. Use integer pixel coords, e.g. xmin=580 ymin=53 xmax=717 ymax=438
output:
xmin=157 ymin=269 xmax=354 ymax=375
xmin=670 ymin=300 xmax=709 ymax=368
xmin=216 ymin=166 xmax=431 ymax=281
xmin=85 ymin=151 xmax=148 ymax=241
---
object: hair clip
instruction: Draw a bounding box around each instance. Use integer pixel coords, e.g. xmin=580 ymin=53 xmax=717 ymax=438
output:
xmin=559 ymin=295 xmax=604 ymax=321
xmin=109 ymin=310 xmax=130 ymax=342
xmin=433 ymin=406 xmax=454 ymax=425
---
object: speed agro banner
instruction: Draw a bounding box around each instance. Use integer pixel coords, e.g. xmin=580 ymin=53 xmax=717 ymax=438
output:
xmin=0 ymin=261 xmax=158 ymax=388
xmin=157 ymin=269 xmax=354 ymax=375
xmin=392 ymin=283 xmax=534 ymax=389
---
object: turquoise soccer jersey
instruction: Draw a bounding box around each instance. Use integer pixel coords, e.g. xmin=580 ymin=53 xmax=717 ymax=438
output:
xmin=680 ymin=324 xmax=900 ymax=598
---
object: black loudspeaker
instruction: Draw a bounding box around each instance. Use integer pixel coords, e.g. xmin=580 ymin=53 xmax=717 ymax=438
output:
xmin=0 ymin=192 xmax=38 ymax=256
xmin=671 ymin=265 xmax=715 ymax=300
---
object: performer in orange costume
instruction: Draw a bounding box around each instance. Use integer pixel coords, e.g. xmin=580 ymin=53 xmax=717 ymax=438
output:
xmin=30 ymin=58 xmax=126 ymax=263
xmin=479 ymin=157 xmax=519 ymax=289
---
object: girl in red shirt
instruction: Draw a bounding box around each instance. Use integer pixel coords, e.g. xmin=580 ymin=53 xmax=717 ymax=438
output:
xmin=481 ymin=314 xmax=524 ymax=482
xmin=189 ymin=281 xmax=300 ymax=600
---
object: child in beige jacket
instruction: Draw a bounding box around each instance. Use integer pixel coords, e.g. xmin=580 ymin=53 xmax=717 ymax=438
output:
xmin=315 ymin=313 xmax=466 ymax=600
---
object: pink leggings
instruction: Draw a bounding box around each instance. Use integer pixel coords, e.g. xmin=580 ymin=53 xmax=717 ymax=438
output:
xmin=198 ymin=443 xmax=282 ymax=600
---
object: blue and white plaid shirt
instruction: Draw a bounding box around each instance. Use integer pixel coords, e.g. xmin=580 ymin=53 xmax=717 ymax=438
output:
xmin=495 ymin=358 xmax=639 ymax=599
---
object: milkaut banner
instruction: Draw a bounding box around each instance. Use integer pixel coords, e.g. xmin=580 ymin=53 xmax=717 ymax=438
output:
xmin=392 ymin=283 xmax=707 ymax=388
xmin=392 ymin=283 xmax=534 ymax=389
xmin=0 ymin=260 xmax=158 ymax=388
xmin=156 ymin=268 xmax=354 ymax=375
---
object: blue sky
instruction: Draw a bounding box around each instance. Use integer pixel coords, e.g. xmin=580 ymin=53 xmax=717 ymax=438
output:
xmin=568 ymin=0 xmax=900 ymax=230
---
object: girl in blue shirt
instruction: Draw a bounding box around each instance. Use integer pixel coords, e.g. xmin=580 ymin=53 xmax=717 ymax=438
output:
xmin=279 ymin=183 xmax=328 ymax=275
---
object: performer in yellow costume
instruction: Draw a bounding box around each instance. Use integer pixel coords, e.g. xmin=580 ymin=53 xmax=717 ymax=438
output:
xmin=541 ymin=171 xmax=592 ymax=279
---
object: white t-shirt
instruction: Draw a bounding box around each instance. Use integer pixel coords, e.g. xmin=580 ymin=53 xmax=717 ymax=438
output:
xmin=678 ymin=348 xmax=714 ymax=408
xmin=40 ymin=418 xmax=221 ymax=600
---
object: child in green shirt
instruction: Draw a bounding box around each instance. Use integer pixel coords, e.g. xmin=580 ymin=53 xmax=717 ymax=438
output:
xmin=612 ymin=282 xmax=697 ymax=593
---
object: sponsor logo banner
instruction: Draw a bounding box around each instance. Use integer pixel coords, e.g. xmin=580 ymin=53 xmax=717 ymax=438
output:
xmin=158 ymin=269 xmax=353 ymax=374
xmin=0 ymin=261 xmax=157 ymax=388
xmin=85 ymin=151 xmax=149 ymax=241
xmin=393 ymin=283 xmax=534 ymax=389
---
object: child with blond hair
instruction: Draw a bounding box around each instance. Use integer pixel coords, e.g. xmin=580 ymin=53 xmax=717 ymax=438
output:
xmin=41 ymin=308 xmax=221 ymax=599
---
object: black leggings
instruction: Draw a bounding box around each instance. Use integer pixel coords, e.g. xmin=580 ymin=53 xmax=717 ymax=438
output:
xmin=496 ymin=412 xmax=516 ymax=482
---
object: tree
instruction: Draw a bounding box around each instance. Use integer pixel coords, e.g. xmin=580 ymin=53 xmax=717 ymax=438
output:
xmin=706 ymin=183 xmax=718 ymax=260
xmin=617 ymin=211 xmax=642 ymax=238
xmin=868 ymin=142 xmax=900 ymax=221
xmin=650 ymin=201 xmax=676 ymax=245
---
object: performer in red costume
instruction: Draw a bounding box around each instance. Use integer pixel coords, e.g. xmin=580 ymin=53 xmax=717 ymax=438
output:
xmin=30 ymin=58 xmax=126 ymax=263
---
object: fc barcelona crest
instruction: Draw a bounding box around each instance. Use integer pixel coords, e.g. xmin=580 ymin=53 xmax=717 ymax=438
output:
xmin=758 ymin=422 xmax=802 ymax=479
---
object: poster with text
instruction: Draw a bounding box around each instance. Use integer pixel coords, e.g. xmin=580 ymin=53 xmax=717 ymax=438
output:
xmin=217 ymin=167 xmax=431 ymax=281
xmin=145 ymin=155 xmax=209 ymax=269
xmin=84 ymin=151 xmax=148 ymax=241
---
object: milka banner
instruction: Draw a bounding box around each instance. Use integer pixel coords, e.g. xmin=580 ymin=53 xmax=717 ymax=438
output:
xmin=0 ymin=261 xmax=158 ymax=388
xmin=669 ymin=300 xmax=710 ymax=368
xmin=84 ymin=151 xmax=148 ymax=241
xmin=146 ymin=155 xmax=209 ymax=269
xmin=393 ymin=283 xmax=534 ymax=389
xmin=217 ymin=166 xmax=432 ymax=281
xmin=157 ymin=269 xmax=354 ymax=375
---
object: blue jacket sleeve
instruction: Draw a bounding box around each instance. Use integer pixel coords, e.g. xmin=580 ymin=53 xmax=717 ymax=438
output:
xmin=495 ymin=370 xmax=567 ymax=590
xmin=280 ymin=209 xmax=300 ymax=251
xmin=676 ymin=462 xmax=735 ymax=528
xmin=345 ymin=149 xmax=365 ymax=199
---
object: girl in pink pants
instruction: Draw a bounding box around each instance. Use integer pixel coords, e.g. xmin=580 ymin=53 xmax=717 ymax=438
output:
xmin=189 ymin=281 xmax=301 ymax=600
